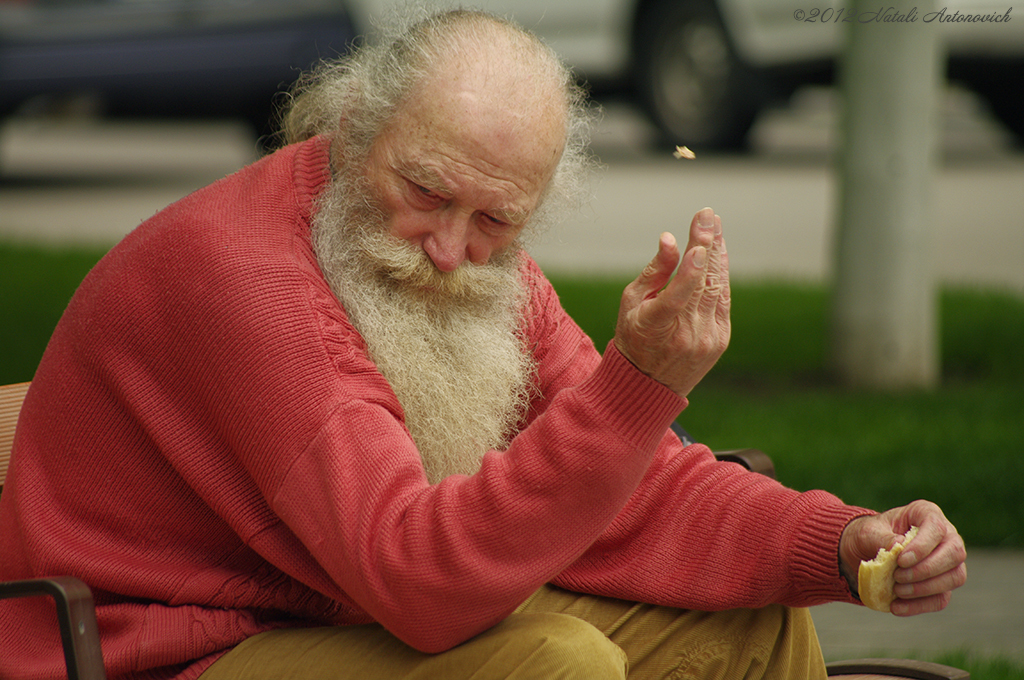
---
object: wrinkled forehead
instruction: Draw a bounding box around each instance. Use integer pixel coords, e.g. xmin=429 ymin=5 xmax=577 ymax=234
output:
xmin=396 ymin=58 xmax=566 ymax=183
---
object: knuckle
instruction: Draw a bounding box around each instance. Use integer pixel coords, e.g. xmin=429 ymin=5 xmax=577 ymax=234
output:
xmin=694 ymin=334 xmax=720 ymax=357
xmin=620 ymin=284 xmax=643 ymax=307
xmin=953 ymin=562 xmax=968 ymax=587
xmin=623 ymin=279 xmax=643 ymax=296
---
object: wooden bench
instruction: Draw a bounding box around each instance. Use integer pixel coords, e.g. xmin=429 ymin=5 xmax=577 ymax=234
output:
xmin=0 ymin=381 xmax=30 ymax=493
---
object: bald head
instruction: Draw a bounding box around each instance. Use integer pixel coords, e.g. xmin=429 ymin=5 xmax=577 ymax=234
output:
xmin=387 ymin=21 xmax=569 ymax=223
xmin=282 ymin=7 xmax=594 ymax=235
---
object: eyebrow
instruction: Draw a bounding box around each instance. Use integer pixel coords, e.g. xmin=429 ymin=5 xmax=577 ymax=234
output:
xmin=400 ymin=163 xmax=450 ymax=195
xmin=397 ymin=162 xmax=531 ymax=227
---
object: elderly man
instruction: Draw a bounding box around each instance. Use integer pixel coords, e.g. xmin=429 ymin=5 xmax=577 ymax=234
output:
xmin=0 ymin=7 xmax=965 ymax=680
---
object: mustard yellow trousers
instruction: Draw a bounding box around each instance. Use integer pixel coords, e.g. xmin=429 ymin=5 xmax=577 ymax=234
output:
xmin=200 ymin=585 xmax=827 ymax=679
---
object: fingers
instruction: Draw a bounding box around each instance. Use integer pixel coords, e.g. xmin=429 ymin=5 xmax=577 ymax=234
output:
xmin=634 ymin=232 xmax=681 ymax=298
xmin=891 ymin=534 xmax=966 ymax=615
xmin=685 ymin=206 xmax=717 ymax=254
xmin=846 ymin=501 xmax=968 ymax=617
xmin=893 ymin=507 xmax=967 ymax=607
xmin=684 ymin=210 xmax=729 ymax=327
xmin=660 ymin=208 xmax=721 ymax=310
xmin=704 ymin=214 xmax=731 ymax=328
xmin=612 ymin=206 xmax=731 ymax=397
xmin=891 ymin=590 xmax=954 ymax=617
xmin=897 ymin=502 xmax=961 ymax=567
xmin=892 ymin=561 xmax=967 ymax=614
xmin=619 ymin=233 xmax=697 ymax=337
xmin=654 ymin=242 xmax=707 ymax=320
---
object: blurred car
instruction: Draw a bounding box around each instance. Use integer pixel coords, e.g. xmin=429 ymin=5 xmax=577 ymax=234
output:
xmin=0 ymin=0 xmax=355 ymax=141
xmin=354 ymin=0 xmax=1024 ymax=148
xmin=2 ymin=0 xmax=1021 ymax=150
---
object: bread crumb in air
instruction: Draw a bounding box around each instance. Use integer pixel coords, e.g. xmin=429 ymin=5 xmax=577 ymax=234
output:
xmin=673 ymin=145 xmax=696 ymax=160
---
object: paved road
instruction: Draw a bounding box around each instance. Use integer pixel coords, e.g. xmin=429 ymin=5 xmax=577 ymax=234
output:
xmin=814 ymin=548 xmax=1024 ymax=663
xmin=2 ymin=88 xmax=1022 ymax=664
xmin=2 ymin=86 xmax=1023 ymax=295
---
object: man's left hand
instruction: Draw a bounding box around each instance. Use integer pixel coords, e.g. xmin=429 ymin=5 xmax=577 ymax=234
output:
xmin=840 ymin=500 xmax=967 ymax=616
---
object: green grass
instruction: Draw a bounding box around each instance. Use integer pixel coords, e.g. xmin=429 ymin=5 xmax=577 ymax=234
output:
xmin=874 ymin=651 xmax=1024 ymax=680
xmin=826 ymin=651 xmax=1024 ymax=679
xmin=2 ymin=241 xmax=1022 ymax=548
xmin=935 ymin=652 xmax=1024 ymax=680
xmin=547 ymin=273 xmax=1024 ymax=549
xmin=1 ymin=241 xmax=110 ymax=385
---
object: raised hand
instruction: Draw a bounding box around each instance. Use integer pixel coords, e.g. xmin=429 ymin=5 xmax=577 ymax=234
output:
xmin=613 ymin=207 xmax=730 ymax=398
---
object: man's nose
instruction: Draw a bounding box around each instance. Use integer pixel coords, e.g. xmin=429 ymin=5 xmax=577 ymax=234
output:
xmin=424 ymin=214 xmax=487 ymax=272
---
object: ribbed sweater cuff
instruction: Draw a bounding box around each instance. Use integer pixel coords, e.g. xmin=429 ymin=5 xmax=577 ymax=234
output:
xmin=570 ymin=341 xmax=689 ymax=455
xmin=787 ymin=494 xmax=876 ymax=603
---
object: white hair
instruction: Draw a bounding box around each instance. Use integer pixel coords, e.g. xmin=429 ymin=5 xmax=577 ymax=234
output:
xmin=279 ymin=5 xmax=597 ymax=234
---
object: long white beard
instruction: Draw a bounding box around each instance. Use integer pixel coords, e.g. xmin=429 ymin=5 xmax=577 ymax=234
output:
xmin=311 ymin=159 xmax=536 ymax=484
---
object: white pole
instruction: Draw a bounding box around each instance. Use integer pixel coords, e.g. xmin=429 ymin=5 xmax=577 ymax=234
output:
xmin=830 ymin=0 xmax=943 ymax=389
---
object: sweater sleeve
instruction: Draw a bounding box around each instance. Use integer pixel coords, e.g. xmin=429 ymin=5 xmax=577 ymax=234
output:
xmin=268 ymin=322 xmax=691 ymax=653
xmin=517 ymin=260 xmax=871 ymax=612
xmin=554 ymin=438 xmax=871 ymax=610
xmin=267 ymin=256 xmax=869 ymax=651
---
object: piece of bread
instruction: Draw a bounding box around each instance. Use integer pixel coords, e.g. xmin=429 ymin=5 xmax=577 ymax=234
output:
xmin=858 ymin=525 xmax=919 ymax=612
xmin=673 ymin=145 xmax=696 ymax=160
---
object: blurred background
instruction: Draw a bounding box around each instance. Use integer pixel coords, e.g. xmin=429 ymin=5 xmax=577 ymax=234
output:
xmin=1 ymin=0 xmax=1021 ymax=285
xmin=3 ymin=0 xmax=1022 ymax=149
xmin=1 ymin=0 xmax=1022 ymax=668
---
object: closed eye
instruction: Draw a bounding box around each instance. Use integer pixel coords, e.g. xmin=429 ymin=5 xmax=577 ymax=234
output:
xmin=407 ymin=180 xmax=447 ymax=207
xmin=485 ymin=207 xmax=528 ymax=231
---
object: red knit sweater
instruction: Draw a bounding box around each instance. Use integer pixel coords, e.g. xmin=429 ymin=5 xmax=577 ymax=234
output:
xmin=0 ymin=137 xmax=868 ymax=679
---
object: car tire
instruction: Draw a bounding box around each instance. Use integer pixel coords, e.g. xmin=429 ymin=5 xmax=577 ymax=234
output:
xmin=972 ymin=74 xmax=1024 ymax=144
xmin=632 ymin=0 xmax=762 ymax=150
